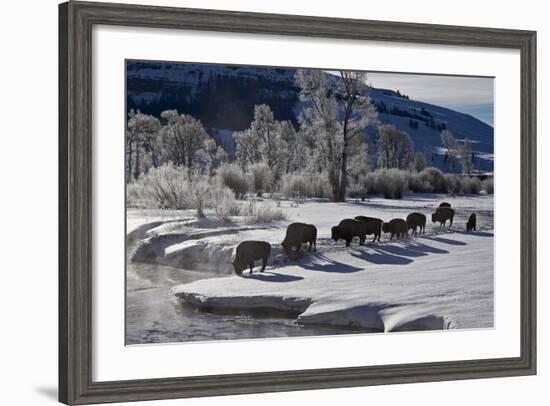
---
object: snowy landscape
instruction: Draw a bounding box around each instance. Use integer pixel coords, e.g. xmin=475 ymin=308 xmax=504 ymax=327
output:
xmin=125 ymin=61 xmax=494 ymax=344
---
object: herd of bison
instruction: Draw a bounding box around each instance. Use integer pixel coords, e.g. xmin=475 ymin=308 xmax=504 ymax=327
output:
xmin=232 ymin=202 xmax=478 ymax=275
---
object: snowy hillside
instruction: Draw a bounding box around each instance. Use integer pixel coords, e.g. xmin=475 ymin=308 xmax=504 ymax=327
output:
xmin=127 ymin=61 xmax=494 ymax=173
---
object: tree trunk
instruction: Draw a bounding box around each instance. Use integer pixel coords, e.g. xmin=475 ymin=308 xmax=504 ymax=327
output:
xmin=127 ymin=140 xmax=133 ymax=182
xmin=133 ymin=140 xmax=141 ymax=180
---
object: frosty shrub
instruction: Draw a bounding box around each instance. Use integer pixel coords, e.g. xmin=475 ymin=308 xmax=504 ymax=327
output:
xmin=407 ymin=173 xmax=433 ymax=193
xmin=241 ymin=201 xmax=287 ymax=224
xmin=126 ymin=163 xmax=193 ymax=209
xmin=374 ymin=169 xmax=408 ymax=199
xmin=461 ymin=177 xmax=481 ymax=194
xmin=217 ymin=163 xmax=248 ymax=199
xmin=409 ymin=167 xmax=447 ymax=193
xmin=188 ymin=173 xmax=211 ymax=218
xmin=248 ymin=163 xmax=273 ymax=195
xmin=482 ymin=177 xmax=494 ymax=194
xmin=211 ymin=186 xmax=240 ymax=221
xmin=444 ymin=174 xmax=462 ymax=195
xmin=281 ymin=173 xmax=309 ymax=198
xmin=281 ymin=172 xmax=332 ymax=199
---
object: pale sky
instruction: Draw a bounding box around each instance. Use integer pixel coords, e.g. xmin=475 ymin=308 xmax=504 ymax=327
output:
xmin=327 ymin=71 xmax=494 ymax=126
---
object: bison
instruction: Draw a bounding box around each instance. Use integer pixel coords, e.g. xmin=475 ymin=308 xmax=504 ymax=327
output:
xmin=406 ymin=212 xmax=426 ymax=236
xmin=331 ymin=219 xmax=367 ymax=247
xmin=281 ymin=222 xmax=317 ymax=259
xmin=354 ymin=216 xmax=383 ymax=242
xmin=382 ymin=218 xmax=408 ymax=240
xmin=431 ymin=207 xmax=455 ymax=228
xmin=466 ymin=213 xmax=477 ymax=231
xmin=439 ymin=202 xmax=451 ymax=208
xmin=232 ymin=241 xmax=271 ymax=275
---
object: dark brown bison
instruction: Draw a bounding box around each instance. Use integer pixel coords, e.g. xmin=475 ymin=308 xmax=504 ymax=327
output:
xmin=406 ymin=212 xmax=426 ymax=235
xmin=281 ymin=222 xmax=317 ymax=259
xmin=466 ymin=213 xmax=477 ymax=231
xmin=232 ymin=241 xmax=271 ymax=275
xmin=382 ymin=218 xmax=408 ymax=240
xmin=331 ymin=219 xmax=367 ymax=247
xmin=439 ymin=202 xmax=451 ymax=208
xmin=431 ymin=207 xmax=455 ymax=228
xmin=354 ymin=216 xmax=383 ymax=242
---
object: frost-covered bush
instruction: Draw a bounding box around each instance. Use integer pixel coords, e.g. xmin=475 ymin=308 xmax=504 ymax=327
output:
xmin=374 ymin=169 xmax=408 ymax=199
xmin=211 ymin=186 xmax=240 ymax=221
xmin=281 ymin=172 xmax=332 ymax=199
xmin=444 ymin=174 xmax=482 ymax=195
xmin=248 ymin=163 xmax=273 ymax=194
xmin=241 ymin=201 xmax=287 ymax=224
xmin=127 ymin=163 xmax=193 ymax=209
xmin=281 ymin=173 xmax=309 ymax=198
xmin=217 ymin=163 xmax=248 ymax=198
xmin=461 ymin=177 xmax=481 ymax=194
xmin=444 ymin=174 xmax=462 ymax=195
xmin=409 ymin=167 xmax=446 ymax=193
xmin=482 ymin=177 xmax=494 ymax=194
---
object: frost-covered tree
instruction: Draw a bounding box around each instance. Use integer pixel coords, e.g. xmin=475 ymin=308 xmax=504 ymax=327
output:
xmin=335 ymin=70 xmax=378 ymax=200
xmin=413 ymin=152 xmax=428 ymax=172
xmin=126 ymin=110 xmax=161 ymax=181
xmin=441 ymin=129 xmax=460 ymax=173
xmin=295 ymin=69 xmax=376 ymax=201
xmin=160 ymin=110 xmax=209 ymax=175
xmin=279 ymin=120 xmax=299 ymax=173
xmin=250 ymin=104 xmax=285 ymax=171
xmin=197 ymin=138 xmax=227 ymax=176
xmin=234 ymin=104 xmax=288 ymax=180
xmin=234 ymin=128 xmax=262 ymax=169
xmin=461 ymin=137 xmax=474 ymax=175
xmin=376 ymin=124 xmax=414 ymax=170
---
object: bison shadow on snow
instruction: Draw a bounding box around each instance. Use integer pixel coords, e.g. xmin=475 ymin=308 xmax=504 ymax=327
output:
xmin=422 ymin=235 xmax=467 ymax=246
xmin=241 ymin=271 xmax=304 ymax=283
xmin=450 ymin=230 xmax=494 ymax=238
xmin=351 ymin=239 xmax=449 ymax=265
xmin=299 ymin=253 xmax=364 ymax=274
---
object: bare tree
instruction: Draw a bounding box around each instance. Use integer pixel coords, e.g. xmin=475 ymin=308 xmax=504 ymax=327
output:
xmin=461 ymin=137 xmax=474 ymax=175
xmin=441 ymin=129 xmax=460 ymax=173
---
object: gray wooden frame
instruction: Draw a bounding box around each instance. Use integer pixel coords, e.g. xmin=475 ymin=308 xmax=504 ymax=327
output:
xmin=59 ymin=1 xmax=537 ymax=404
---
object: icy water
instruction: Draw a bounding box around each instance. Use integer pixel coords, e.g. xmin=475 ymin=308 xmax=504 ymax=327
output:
xmin=126 ymin=261 xmax=364 ymax=345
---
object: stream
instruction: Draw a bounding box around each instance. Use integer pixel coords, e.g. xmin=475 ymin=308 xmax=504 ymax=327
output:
xmin=126 ymin=261 xmax=363 ymax=344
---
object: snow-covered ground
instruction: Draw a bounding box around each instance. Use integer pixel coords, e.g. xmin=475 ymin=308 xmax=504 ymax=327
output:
xmin=128 ymin=193 xmax=494 ymax=341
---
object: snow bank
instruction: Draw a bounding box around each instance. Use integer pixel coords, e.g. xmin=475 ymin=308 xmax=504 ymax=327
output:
xmin=173 ymin=229 xmax=494 ymax=333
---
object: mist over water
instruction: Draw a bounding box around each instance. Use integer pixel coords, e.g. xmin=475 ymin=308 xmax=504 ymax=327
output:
xmin=126 ymin=262 xmax=363 ymax=344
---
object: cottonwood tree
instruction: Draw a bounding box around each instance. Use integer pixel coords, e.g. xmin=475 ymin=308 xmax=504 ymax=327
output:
xmin=251 ymin=104 xmax=285 ymax=171
xmin=279 ymin=120 xmax=299 ymax=173
xmin=126 ymin=110 xmax=161 ymax=181
xmin=234 ymin=128 xmax=262 ymax=169
xmin=234 ymin=104 xmax=288 ymax=181
xmin=441 ymin=129 xmax=460 ymax=173
xmin=461 ymin=137 xmax=474 ymax=175
xmin=295 ymin=69 xmax=376 ymax=201
xmin=414 ymin=152 xmax=428 ymax=172
xmin=376 ymin=124 xmax=415 ymax=170
xmin=160 ymin=110 xmax=209 ymax=175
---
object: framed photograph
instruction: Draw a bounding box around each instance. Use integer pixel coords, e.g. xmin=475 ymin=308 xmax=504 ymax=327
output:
xmin=59 ymin=1 xmax=536 ymax=404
